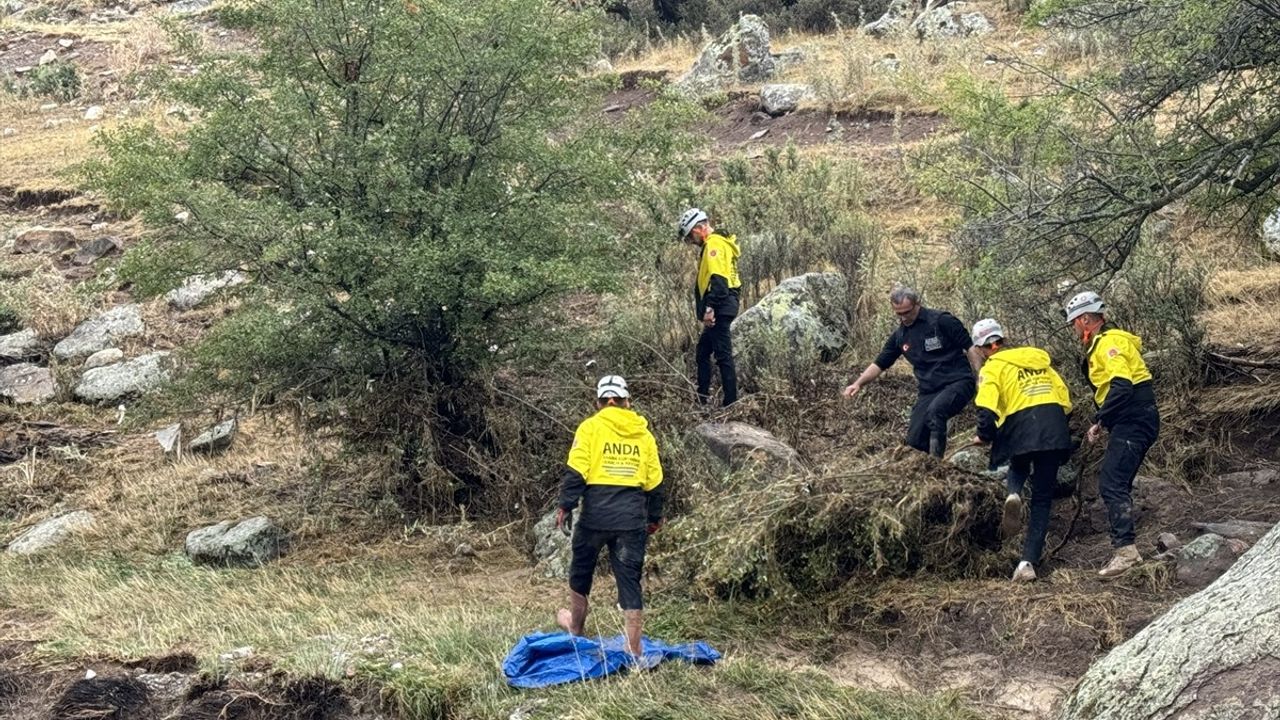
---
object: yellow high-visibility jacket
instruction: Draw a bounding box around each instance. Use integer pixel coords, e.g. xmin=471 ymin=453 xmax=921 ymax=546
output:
xmin=1084 ymin=326 xmax=1156 ymax=430
xmin=695 ymin=232 xmax=741 ymax=318
xmin=975 ymin=346 xmax=1073 ymax=465
xmin=558 ymin=405 xmax=663 ymax=530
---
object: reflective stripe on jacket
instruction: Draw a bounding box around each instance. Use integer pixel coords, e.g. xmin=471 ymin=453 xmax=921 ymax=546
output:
xmin=976 ymin=346 xmax=1073 ymax=467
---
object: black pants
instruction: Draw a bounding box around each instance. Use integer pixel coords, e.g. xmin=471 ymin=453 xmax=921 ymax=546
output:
xmin=696 ymin=317 xmax=737 ymax=406
xmin=906 ymin=379 xmax=975 ymax=456
xmin=1099 ymin=410 xmax=1159 ymax=548
xmin=1008 ymin=450 xmax=1063 ymax=565
xmin=568 ymin=526 xmax=647 ymax=611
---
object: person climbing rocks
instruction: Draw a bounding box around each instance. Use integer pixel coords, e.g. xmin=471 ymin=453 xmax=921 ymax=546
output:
xmin=1064 ymin=290 xmax=1160 ymax=578
xmin=842 ymin=285 xmax=983 ymax=457
xmin=970 ymin=319 xmax=1074 ymax=583
xmin=678 ymin=208 xmax=741 ymax=407
xmin=555 ymin=375 xmax=665 ymax=659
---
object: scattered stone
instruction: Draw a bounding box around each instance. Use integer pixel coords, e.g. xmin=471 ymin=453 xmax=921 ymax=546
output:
xmin=694 ymin=421 xmax=802 ymax=472
xmin=2 ymin=128 xmax=16 ymax=138
xmin=7 ymin=511 xmax=94 ymax=554
xmin=13 ymin=226 xmax=76 ymax=254
xmin=185 ymin=516 xmax=287 ymax=567
xmin=74 ymin=351 xmax=170 ymax=403
xmin=72 ymin=236 xmax=122 ymax=265
xmin=169 ymin=0 xmax=212 ymax=13
xmin=83 ymin=105 xmax=104 ymax=121
xmin=38 ymin=49 xmax=57 ymax=65
xmin=731 ymin=272 xmax=850 ymax=382
xmin=1217 ymin=467 xmax=1280 ymax=487
xmin=1156 ymin=532 xmax=1182 ymax=553
xmin=862 ymin=0 xmax=912 ymax=37
xmin=83 ymin=348 xmax=124 ymax=370
xmin=949 ymin=447 xmax=988 ymax=474
xmin=749 ymin=128 xmax=770 ymax=140
xmin=155 ymin=423 xmax=182 ymax=454
xmin=592 ymin=58 xmax=612 ymax=73
xmin=0 ymin=363 xmax=57 ymax=404
xmin=1192 ymin=520 xmax=1274 ymax=543
xmin=53 ymin=304 xmax=145 ymax=360
xmin=165 ymin=270 xmax=247 ymax=310
xmin=0 ymin=329 xmax=42 ymax=363
xmin=136 ymin=672 xmax=193 ymax=705
xmin=911 ymin=2 xmax=994 ymax=39
xmin=174 ymin=210 xmax=191 ymax=223
xmin=217 ymin=645 xmax=255 ymax=664
xmin=1263 ymin=207 xmax=1280 ymax=259
xmin=189 ymin=419 xmax=236 ymax=454
xmin=677 ymin=15 xmax=775 ymax=96
xmin=759 ymin=83 xmax=811 ymax=116
xmin=58 ymin=38 xmax=74 ymax=48
xmin=1175 ymin=533 xmax=1249 ymax=588
xmin=531 ymin=509 xmax=570 ymax=579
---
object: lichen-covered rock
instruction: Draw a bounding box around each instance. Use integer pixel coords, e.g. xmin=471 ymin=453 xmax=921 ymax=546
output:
xmin=532 ymin=510 xmax=571 ymax=579
xmin=911 ymin=3 xmax=994 ymax=39
xmin=694 ymin=421 xmax=802 ymax=472
xmin=0 ymin=363 xmax=57 ymax=404
xmin=1175 ymin=532 xmax=1249 ymax=588
xmin=74 ymin=351 xmax=170 ymax=403
xmin=189 ymin=419 xmax=236 ymax=454
xmin=185 ymin=516 xmax=286 ymax=567
xmin=0 ymin=329 xmax=42 ymax=364
xmin=677 ymin=15 xmax=775 ymax=96
xmin=862 ymin=0 xmax=912 ymax=37
xmin=7 ymin=511 xmax=94 ymax=555
xmin=165 ymin=271 xmax=247 ymax=310
xmin=731 ymin=272 xmax=850 ymax=383
xmin=13 ymin=226 xmax=76 ymax=254
xmin=83 ymin=348 xmax=124 ymax=370
xmin=53 ymin=305 xmax=145 ymax=360
xmin=72 ymin=237 xmax=121 ymax=266
xmin=760 ymin=83 xmax=811 ymax=116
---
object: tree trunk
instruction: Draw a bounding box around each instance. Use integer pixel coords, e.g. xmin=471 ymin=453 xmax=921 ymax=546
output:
xmin=1060 ymin=521 xmax=1280 ymax=720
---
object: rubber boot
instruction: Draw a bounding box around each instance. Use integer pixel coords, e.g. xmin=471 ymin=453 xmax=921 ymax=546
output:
xmin=623 ymin=609 xmax=644 ymax=658
xmin=928 ymin=435 xmax=945 ymax=458
xmin=556 ymin=591 xmax=589 ymax=636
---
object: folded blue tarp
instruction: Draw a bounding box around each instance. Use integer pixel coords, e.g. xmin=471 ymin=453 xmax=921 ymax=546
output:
xmin=502 ymin=631 xmax=721 ymax=688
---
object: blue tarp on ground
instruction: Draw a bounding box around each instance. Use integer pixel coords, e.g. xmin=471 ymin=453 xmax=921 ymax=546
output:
xmin=502 ymin=631 xmax=721 ymax=688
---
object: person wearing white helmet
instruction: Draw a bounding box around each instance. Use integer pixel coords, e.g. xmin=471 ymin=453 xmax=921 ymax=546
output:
xmin=970 ymin=319 xmax=1073 ymax=582
xmin=843 ymin=284 xmax=983 ymax=457
xmin=678 ymin=208 xmax=741 ymax=407
xmin=1064 ymin=290 xmax=1160 ymax=578
xmin=554 ymin=375 xmax=665 ymax=660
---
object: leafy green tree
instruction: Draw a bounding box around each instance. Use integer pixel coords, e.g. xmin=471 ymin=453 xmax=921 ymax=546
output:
xmin=86 ymin=0 xmax=681 ymax=514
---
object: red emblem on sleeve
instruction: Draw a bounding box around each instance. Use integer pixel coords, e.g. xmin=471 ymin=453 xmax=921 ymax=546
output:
xmin=709 ymin=250 xmax=717 ymax=257
xmin=1107 ymin=348 xmax=1119 ymax=358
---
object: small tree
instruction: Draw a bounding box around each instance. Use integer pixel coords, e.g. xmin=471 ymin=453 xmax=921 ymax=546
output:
xmin=86 ymin=0 xmax=681 ymax=516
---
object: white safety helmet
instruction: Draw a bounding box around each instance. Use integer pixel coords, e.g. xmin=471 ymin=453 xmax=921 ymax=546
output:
xmin=596 ymin=375 xmax=630 ymax=399
xmin=971 ymin=318 xmax=1005 ymax=347
xmin=1064 ymin=290 xmax=1105 ymax=324
xmin=677 ymin=208 xmax=709 ymax=240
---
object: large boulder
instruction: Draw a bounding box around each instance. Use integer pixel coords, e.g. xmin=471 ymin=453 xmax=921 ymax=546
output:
xmin=7 ymin=511 xmax=94 ymax=555
xmin=694 ymin=421 xmax=802 ymax=472
xmin=165 ymin=271 xmax=247 ymax=310
xmin=52 ymin=305 xmax=145 ymax=360
xmin=0 ymin=363 xmax=57 ymax=404
xmin=12 ymin=226 xmax=76 ymax=254
xmin=1263 ymin=206 xmax=1280 ymax=259
xmin=532 ymin=510 xmax=571 ymax=579
xmin=1175 ymin=532 xmax=1249 ymax=588
xmin=862 ymin=0 xmax=913 ymax=37
xmin=185 ymin=516 xmax=286 ymax=567
xmin=0 ymin=329 xmax=42 ymax=363
xmin=760 ymin=84 xmax=811 ymax=116
xmin=73 ymin=351 xmax=171 ymax=403
xmin=731 ymin=272 xmax=850 ymax=382
xmin=911 ymin=2 xmax=994 ymax=39
xmin=677 ymin=15 xmax=775 ymax=96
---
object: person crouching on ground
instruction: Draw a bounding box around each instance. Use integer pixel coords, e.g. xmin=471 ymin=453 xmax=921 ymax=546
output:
xmin=970 ymin=319 xmax=1073 ymax=582
xmin=843 ymin=284 xmax=983 ymax=457
xmin=555 ymin=375 xmax=665 ymax=658
xmin=678 ymin=208 xmax=741 ymax=408
xmin=1063 ymin=291 xmax=1160 ymax=578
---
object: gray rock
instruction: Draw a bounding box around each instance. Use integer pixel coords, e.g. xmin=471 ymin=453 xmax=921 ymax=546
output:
xmin=760 ymin=83 xmax=811 ymax=116
xmin=731 ymin=272 xmax=850 ymax=382
xmin=949 ymin=447 xmax=989 ymax=474
xmin=677 ymin=15 xmax=775 ymax=96
xmin=155 ymin=423 xmax=182 ymax=454
xmin=185 ymin=516 xmax=286 ymax=567
xmin=7 ymin=511 xmax=94 ymax=555
xmin=1175 ymin=533 xmax=1248 ymax=588
xmin=532 ymin=510 xmax=571 ymax=579
xmin=1192 ymin=520 xmax=1274 ymax=543
xmin=137 ymin=673 xmax=194 ymax=704
xmin=694 ymin=421 xmax=802 ymax=472
xmin=165 ymin=271 xmax=247 ymax=310
xmin=1157 ymin=532 xmax=1182 ymax=553
xmin=0 ymin=363 xmax=57 ymax=404
xmin=771 ymin=47 xmax=806 ymax=70
xmin=862 ymin=0 xmax=912 ymax=37
xmin=189 ymin=419 xmax=236 ymax=454
xmin=169 ymin=0 xmax=212 ymax=12
xmin=0 ymin=329 xmax=42 ymax=363
xmin=13 ymin=226 xmax=76 ymax=254
xmin=1218 ymin=467 xmax=1280 ymax=487
xmin=53 ymin=304 xmax=145 ymax=360
xmin=83 ymin=105 xmax=104 ymax=121
xmin=1263 ymin=207 xmax=1280 ymax=259
xmin=72 ymin=237 xmax=121 ymax=266
xmin=911 ymin=2 xmax=994 ymax=39
xmin=74 ymin=351 xmax=170 ymax=404
xmin=83 ymin=348 xmax=124 ymax=370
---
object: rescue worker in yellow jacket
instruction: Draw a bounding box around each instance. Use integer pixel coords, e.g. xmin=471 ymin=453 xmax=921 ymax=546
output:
xmin=555 ymin=375 xmax=664 ymax=659
xmin=971 ymin=319 xmax=1073 ymax=582
xmin=678 ymin=208 xmax=741 ymax=407
xmin=1064 ymin=291 xmax=1160 ymax=578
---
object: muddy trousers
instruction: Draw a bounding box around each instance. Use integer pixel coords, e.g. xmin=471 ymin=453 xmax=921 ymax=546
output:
xmin=905 ymin=379 xmax=975 ymax=457
xmin=1007 ymin=451 xmax=1063 ymax=565
xmin=1099 ymin=418 xmax=1157 ymax=548
xmin=568 ymin=527 xmax=648 ymax=611
xmin=696 ymin=318 xmax=738 ymax=406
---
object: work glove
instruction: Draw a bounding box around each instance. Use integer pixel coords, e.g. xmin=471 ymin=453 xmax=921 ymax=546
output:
xmin=646 ymin=519 xmax=663 ymax=536
xmin=556 ymin=507 xmax=573 ymax=537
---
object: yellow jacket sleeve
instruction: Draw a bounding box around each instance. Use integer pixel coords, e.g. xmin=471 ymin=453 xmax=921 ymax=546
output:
xmin=1096 ymin=335 xmax=1137 ymax=383
xmin=642 ymin=432 xmax=663 ymax=492
xmin=566 ymin=419 xmax=593 ymax=477
xmin=975 ymin=366 xmax=1001 ymax=417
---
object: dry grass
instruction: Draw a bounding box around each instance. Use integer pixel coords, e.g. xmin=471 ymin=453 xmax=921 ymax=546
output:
xmin=0 ymin=258 xmax=99 ymax=339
